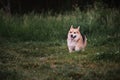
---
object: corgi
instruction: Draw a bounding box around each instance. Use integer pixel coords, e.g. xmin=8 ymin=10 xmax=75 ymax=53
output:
xmin=67 ymin=25 xmax=87 ymax=53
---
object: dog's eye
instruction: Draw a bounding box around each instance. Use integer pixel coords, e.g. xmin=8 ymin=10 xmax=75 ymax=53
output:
xmin=70 ymin=31 xmax=72 ymax=33
xmin=74 ymin=32 xmax=76 ymax=34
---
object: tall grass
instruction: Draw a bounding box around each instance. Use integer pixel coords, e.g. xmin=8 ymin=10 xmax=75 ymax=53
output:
xmin=0 ymin=6 xmax=120 ymax=42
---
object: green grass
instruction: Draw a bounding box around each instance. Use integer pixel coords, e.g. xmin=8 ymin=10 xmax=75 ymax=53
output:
xmin=0 ymin=41 xmax=120 ymax=80
xmin=0 ymin=5 xmax=120 ymax=80
xmin=0 ymin=7 xmax=120 ymax=42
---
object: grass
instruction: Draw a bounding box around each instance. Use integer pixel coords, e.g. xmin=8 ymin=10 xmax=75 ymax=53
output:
xmin=0 ymin=41 xmax=120 ymax=80
xmin=0 ymin=7 xmax=120 ymax=41
xmin=0 ymin=4 xmax=120 ymax=80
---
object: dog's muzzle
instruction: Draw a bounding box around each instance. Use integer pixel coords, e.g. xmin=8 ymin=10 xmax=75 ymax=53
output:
xmin=71 ymin=35 xmax=76 ymax=39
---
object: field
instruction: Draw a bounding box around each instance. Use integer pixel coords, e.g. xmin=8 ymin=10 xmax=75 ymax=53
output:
xmin=0 ymin=6 xmax=120 ymax=80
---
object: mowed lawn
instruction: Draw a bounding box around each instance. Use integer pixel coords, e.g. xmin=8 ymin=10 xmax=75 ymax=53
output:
xmin=0 ymin=40 xmax=120 ymax=80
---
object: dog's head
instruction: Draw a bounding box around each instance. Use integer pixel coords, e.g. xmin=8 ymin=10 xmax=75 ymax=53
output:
xmin=68 ymin=25 xmax=81 ymax=40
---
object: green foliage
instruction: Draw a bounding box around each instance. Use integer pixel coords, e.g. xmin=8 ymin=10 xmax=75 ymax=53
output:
xmin=0 ymin=7 xmax=120 ymax=42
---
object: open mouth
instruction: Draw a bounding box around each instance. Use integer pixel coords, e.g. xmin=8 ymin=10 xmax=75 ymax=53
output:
xmin=71 ymin=35 xmax=76 ymax=39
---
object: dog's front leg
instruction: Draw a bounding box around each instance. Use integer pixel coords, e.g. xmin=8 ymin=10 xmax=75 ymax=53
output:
xmin=68 ymin=47 xmax=74 ymax=53
xmin=75 ymin=46 xmax=81 ymax=51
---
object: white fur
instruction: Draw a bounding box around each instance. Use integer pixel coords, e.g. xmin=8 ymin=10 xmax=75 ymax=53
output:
xmin=67 ymin=25 xmax=87 ymax=53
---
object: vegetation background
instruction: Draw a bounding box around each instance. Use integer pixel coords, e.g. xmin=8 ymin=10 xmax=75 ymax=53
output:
xmin=0 ymin=0 xmax=120 ymax=80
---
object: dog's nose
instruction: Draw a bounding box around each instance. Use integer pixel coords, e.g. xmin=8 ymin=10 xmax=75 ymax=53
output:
xmin=71 ymin=35 xmax=73 ymax=38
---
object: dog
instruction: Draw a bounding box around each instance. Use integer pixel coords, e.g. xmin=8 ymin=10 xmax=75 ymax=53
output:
xmin=67 ymin=25 xmax=87 ymax=53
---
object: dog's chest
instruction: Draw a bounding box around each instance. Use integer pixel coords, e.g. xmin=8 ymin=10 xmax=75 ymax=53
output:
xmin=67 ymin=40 xmax=77 ymax=47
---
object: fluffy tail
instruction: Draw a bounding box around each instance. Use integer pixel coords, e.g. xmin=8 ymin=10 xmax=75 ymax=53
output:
xmin=81 ymin=34 xmax=87 ymax=48
xmin=83 ymin=35 xmax=87 ymax=48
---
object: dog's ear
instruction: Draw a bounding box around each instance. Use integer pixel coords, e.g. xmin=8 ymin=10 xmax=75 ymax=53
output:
xmin=77 ymin=26 xmax=80 ymax=30
xmin=70 ymin=25 xmax=73 ymax=29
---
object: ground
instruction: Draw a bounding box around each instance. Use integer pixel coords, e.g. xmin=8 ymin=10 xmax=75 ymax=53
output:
xmin=0 ymin=41 xmax=120 ymax=80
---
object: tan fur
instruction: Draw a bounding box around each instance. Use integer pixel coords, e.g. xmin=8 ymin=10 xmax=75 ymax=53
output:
xmin=67 ymin=25 xmax=87 ymax=53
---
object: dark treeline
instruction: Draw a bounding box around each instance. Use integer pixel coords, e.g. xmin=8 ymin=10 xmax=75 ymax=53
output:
xmin=0 ymin=0 xmax=120 ymax=14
